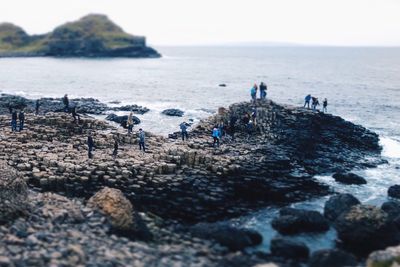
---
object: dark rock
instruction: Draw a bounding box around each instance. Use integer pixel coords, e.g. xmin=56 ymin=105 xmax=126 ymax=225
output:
xmin=309 ymin=249 xmax=357 ymax=267
xmin=162 ymin=109 xmax=184 ymax=117
xmin=271 ymin=208 xmax=329 ymax=235
xmin=190 ymin=223 xmax=262 ymax=251
xmin=105 ymin=114 xmax=140 ymax=128
xmin=270 ymin=237 xmax=309 ymax=260
xmin=382 ymin=201 xmax=400 ymax=221
xmin=335 ymin=205 xmax=400 ymax=256
xmin=219 ymin=84 xmax=227 ymax=87
xmin=324 ymin=194 xmax=361 ymax=221
xmin=110 ymin=105 xmax=149 ymax=114
xmin=388 ymin=185 xmax=400 ymax=199
xmin=332 ymin=172 xmax=367 ymax=185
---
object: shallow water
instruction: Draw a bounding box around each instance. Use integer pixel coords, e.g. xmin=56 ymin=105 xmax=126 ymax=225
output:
xmin=1 ymin=46 xmax=399 ymax=252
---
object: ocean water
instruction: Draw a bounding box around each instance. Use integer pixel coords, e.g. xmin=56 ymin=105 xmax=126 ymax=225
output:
xmin=1 ymin=46 xmax=400 ymax=252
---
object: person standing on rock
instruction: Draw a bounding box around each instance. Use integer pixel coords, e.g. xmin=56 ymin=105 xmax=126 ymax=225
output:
xmin=18 ymin=110 xmax=25 ymax=132
xmin=180 ymin=122 xmax=189 ymax=141
xmin=112 ymin=136 xmax=119 ymax=159
xmin=138 ymin=128 xmax=146 ymax=152
xmin=72 ymin=106 xmax=81 ymax=124
xmin=63 ymin=94 xmax=69 ymax=112
xmin=323 ymin=98 xmax=328 ymax=113
xmin=250 ymin=84 xmax=258 ymax=103
xmin=251 ymin=108 xmax=257 ymax=127
xmin=87 ymin=133 xmax=95 ymax=159
xmin=229 ymin=114 xmax=238 ymax=140
xmin=127 ymin=112 xmax=134 ymax=135
xmin=35 ymin=99 xmax=40 ymax=115
xmin=11 ymin=109 xmax=17 ymax=132
xmin=212 ymin=127 xmax=220 ymax=147
xmin=259 ymin=82 xmax=267 ymax=99
xmin=304 ymin=94 xmax=312 ymax=109
xmin=312 ymin=97 xmax=320 ymax=111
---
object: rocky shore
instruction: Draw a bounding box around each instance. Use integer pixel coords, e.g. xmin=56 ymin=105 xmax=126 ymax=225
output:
xmin=0 ymin=97 xmax=388 ymax=266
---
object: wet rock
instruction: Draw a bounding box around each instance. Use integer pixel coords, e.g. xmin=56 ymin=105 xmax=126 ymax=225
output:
xmin=388 ymin=185 xmax=400 ymax=199
xmin=110 ymin=105 xmax=149 ymax=114
xmin=309 ymin=249 xmax=357 ymax=267
xmin=270 ymin=237 xmax=309 ymax=260
xmin=367 ymin=245 xmax=400 ymax=267
xmin=0 ymin=162 xmax=28 ymax=224
xmin=332 ymin=172 xmax=367 ymax=185
xmin=219 ymin=84 xmax=227 ymax=87
xmin=190 ymin=222 xmax=262 ymax=251
xmin=381 ymin=201 xmax=400 ymax=221
xmin=324 ymin=193 xmax=360 ymax=221
xmin=87 ymin=187 xmax=134 ymax=231
xmin=271 ymin=208 xmax=329 ymax=235
xmin=162 ymin=109 xmax=184 ymax=117
xmin=335 ymin=205 xmax=400 ymax=255
xmin=105 ymin=114 xmax=140 ymax=128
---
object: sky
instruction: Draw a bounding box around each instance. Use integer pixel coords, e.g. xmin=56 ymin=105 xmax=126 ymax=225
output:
xmin=1 ymin=0 xmax=400 ymax=46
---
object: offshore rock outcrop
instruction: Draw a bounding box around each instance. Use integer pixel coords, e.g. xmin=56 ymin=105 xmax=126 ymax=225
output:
xmin=0 ymin=14 xmax=160 ymax=58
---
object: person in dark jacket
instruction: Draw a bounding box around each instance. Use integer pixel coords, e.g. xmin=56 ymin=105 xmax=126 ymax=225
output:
xmin=18 ymin=110 xmax=25 ymax=132
xmin=229 ymin=114 xmax=238 ymax=140
xmin=11 ymin=109 xmax=17 ymax=132
xmin=180 ymin=122 xmax=189 ymax=141
xmin=259 ymin=82 xmax=267 ymax=99
xmin=35 ymin=99 xmax=40 ymax=115
xmin=138 ymin=128 xmax=146 ymax=152
xmin=71 ymin=106 xmax=80 ymax=123
xmin=323 ymin=98 xmax=328 ymax=113
xmin=87 ymin=133 xmax=94 ymax=159
xmin=112 ymin=137 xmax=119 ymax=159
xmin=63 ymin=94 xmax=69 ymax=112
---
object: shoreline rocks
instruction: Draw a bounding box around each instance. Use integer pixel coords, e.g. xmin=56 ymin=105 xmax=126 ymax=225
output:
xmin=162 ymin=108 xmax=184 ymax=117
xmin=332 ymin=172 xmax=367 ymax=185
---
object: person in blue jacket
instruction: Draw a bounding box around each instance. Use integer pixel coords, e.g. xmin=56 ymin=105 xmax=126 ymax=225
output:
xmin=180 ymin=122 xmax=189 ymax=141
xmin=304 ymin=94 xmax=312 ymax=109
xmin=212 ymin=127 xmax=220 ymax=147
xmin=250 ymin=84 xmax=258 ymax=103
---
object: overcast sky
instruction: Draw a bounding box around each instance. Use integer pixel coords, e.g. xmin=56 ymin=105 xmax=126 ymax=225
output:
xmin=1 ymin=0 xmax=400 ymax=46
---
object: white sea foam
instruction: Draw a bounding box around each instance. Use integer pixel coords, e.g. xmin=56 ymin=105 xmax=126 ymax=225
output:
xmin=380 ymin=137 xmax=400 ymax=159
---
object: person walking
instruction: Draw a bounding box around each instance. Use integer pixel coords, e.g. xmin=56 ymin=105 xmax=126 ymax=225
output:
xmin=63 ymin=94 xmax=69 ymax=112
xmin=138 ymin=128 xmax=146 ymax=152
xmin=323 ymin=98 xmax=328 ymax=113
xmin=127 ymin=112 xmax=134 ymax=135
xmin=229 ymin=114 xmax=238 ymax=140
xmin=250 ymin=84 xmax=258 ymax=103
xmin=259 ymin=82 xmax=267 ymax=99
xmin=112 ymin=137 xmax=119 ymax=159
xmin=11 ymin=109 xmax=17 ymax=132
xmin=180 ymin=122 xmax=189 ymax=141
xmin=304 ymin=94 xmax=312 ymax=109
xmin=87 ymin=133 xmax=94 ymax=159
xmin=71 ymin=106 xmax=80 ymax=123
xmin=35 ymin=99 xmax=40 ymax=115
xmin=212 ymin=127 xmax=220 ymax=148
xmin=18 ymin=110 xmax=25 ymax=132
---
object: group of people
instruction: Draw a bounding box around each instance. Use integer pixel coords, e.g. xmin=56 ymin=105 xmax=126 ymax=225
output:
xmin=250 ymin=82 xmax=268 ymax=102
xmin=304 ymin=94 xmax=328 ymax=112
xmin=9 ymin=109 xmax=25 ymax=132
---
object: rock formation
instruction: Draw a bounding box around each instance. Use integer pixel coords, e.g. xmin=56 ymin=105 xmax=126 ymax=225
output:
xmin=0 ymin=14 xmax=160 ymax=58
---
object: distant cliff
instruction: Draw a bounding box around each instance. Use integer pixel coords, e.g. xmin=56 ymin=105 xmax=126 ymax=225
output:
xmin=0 ymin=14 xmax=160 ymax=58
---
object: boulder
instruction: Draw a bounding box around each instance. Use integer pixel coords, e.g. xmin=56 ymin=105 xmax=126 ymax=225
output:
xmin=162 ymin=109 xmax=184 ymax=117
xmin=309 ymin=249 xmax=357 ymax=267
xmin=388 ymin=185 xmax=400 ymax=199
xmin=367 ymin=245 xmax=400 ymax=267
xmin=87 ymin=187 xmax=134 ymax=231
xmin=270 ymin=237 xmax=309 ymax=260
xmin=0 ymin=161 xmax=28 ymax=224
xmin=324 ymin=194 xmax=361 ymax=221
xmin=332 ymin=172 xmax=367 ymax=185
xmin=335 ymin=205 xmax=400 ymax=255
xmin=105 ymin=114 xmax=140 ymax=128
xmin=381 ymin=201 xmax=400 ymax=221
xmin=271 ymin=208 xmax=329 ymax=235
xmin=190 ymin=223 xmax=262 ymax=251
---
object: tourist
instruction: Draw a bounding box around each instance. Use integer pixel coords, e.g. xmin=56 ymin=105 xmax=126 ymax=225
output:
xmin=63 ymin=94 xmax=69 ymax=112
xmin=250 ymin=84 xmax=258 ymax=103
xmin=112 ymin=136 xmax=119 ymax=159
xmin=18 ymin=110 xmax=25 ymax=132
xmin=71 ymin=106 xmax=80 ymax=123
xmin=35 ymin=99 xmax=40 ymax=115
xmin=229 ymin=114 xmax=238 ymax=140
xmin=180 ymin=122 xmax=189 ymax=141
xmin=138 ymin=128 xmax=146 ymax=152
xmin=11 ymin=109 xmax=17 ymax=132
xmin=312 ymin=97 xmax=320 ymax=110
xmin=242 ymin=113 xmax=250 ymax=126
xmin=127 ymin=112 xmax=134 ymax=134
xmin=212 ymin=126 xmax=220 ymax=147
xmin=251 ymin=108 xmax=257 ymax=127
xmin=259 ymin=82 xmax=267 ymax=99
xmin=304 ymin=94 xmax=312 ymax=109
xmin=218 ymin=120 xmax=225 ymax=140
xmin=323 ymin=98 xmax=328 ymax=113
xmin=87 ymin=133 xmax=94 ymax=159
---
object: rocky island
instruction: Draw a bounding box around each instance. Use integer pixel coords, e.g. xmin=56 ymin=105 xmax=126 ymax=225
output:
xmin=0 ymin=14 xmax=160 ymax=58
xmin=1 ymin=96 xmax=397 ymax=267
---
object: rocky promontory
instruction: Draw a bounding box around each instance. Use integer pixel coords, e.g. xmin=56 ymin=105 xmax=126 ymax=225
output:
xmin=0 ymin=98 xmax=383 ymax=266
xmin=0 ymin=14 xmax=160 ymax=58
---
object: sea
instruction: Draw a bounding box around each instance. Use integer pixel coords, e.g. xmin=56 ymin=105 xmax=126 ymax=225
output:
xmin=1 ymin=46 xmax=399 ymax=252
